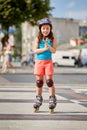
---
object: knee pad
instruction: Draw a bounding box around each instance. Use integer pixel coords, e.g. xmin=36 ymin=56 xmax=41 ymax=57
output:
xmin=46 ymin=79 xmax=54 ymax=87
xmin=36 ymin=80 xmax=43 ymax=88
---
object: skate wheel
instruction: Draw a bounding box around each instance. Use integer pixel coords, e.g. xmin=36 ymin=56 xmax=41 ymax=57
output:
xmin=33 ymin=108 xmax=39 ymax=113
xmin=49 ymin=109 xmax=54 ymax=114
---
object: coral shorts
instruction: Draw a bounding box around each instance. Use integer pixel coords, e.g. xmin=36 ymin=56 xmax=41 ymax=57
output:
xmin=34 ymin=60 xmax=54 ymax=76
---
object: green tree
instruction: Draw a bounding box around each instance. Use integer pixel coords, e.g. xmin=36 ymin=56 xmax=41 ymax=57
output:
xmin=0 ymin=0 xmax=53 ymax=29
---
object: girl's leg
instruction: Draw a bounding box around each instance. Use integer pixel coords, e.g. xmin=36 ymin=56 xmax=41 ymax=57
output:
xmin=33 ymin=75 xmax=44 ymax=111
xmin=9 ymin=62 xmax=14 ymax=68
xmin=9 ymin=62 xmax=15 ymax=73
xmin=46 ymin=75 xmax=57 ymax=110
xmin=46 ymin=75 xmax=55 ymax=96
xmin=3 ymin=61 xmax=8 ymax=73
xmin=35 ymin=75 xmax=44 ymax=96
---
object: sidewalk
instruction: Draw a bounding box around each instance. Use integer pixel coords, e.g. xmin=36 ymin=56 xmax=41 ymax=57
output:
xmin=0 ymin=78 xmax=87 ymax=130
xmin=1 ymin=65 xmax=87 ymax=74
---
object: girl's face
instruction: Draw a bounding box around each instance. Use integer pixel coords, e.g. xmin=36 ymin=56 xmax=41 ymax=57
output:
xmin=5 ymin=41 xmax=8 ymax=46
xmin=41 ymin=24 xmax=51 ymax=37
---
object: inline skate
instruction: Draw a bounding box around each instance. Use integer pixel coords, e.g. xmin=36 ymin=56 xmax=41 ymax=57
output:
xmin=33 ymin=95 xmax=43 ymax=112
xmin=49 ymin=95 xmax=57 ymax=113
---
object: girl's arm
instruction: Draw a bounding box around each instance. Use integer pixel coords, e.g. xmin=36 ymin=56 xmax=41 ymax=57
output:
xmin=45 ymin=38 xmax=56 ymax=53
xmin=33 ymin=37 xmax=49 ymax=54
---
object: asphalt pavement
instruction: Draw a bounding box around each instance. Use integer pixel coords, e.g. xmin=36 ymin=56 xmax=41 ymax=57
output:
xmin=0 ymin=66 xmax=87 ymax=130
xmin=1 ymin=65 xmax=87 ymax=74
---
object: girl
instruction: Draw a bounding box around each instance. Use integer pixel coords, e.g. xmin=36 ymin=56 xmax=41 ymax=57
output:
xmin=33 ymin=18 xmax=57 ymax=113
xmin=2 ymin=40 xmax=15 ymax=73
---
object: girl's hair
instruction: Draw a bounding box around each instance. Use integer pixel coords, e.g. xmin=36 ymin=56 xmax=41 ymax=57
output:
xmin=37 ymin=26 xmax=54 ymax=43
xmin=1 ymin=34 xmax=9 ymax=47
xmin=37 ymin=18 xmax=54 ymax=43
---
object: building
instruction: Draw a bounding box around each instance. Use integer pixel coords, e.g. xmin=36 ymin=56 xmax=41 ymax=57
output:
xmin=50 ymin=17 xmax=79 ymax=46
xmin=21 ymin=21 xmax=38 ymax=56
xmin=79 ymin=20 xmax=87 ymax=38
xmin=21 ymin=17 xmax=87 ymax=56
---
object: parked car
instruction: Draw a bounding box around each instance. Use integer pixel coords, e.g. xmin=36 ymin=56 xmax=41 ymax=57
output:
xmin=52 ymin=51 xmax=76 ymax=67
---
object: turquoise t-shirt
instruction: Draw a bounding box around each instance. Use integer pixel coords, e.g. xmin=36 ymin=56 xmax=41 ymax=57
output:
xmin=36 ymin=39 xmax=52 ymax=60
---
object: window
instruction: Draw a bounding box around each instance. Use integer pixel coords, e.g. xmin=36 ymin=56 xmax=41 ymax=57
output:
xmin=72 ymin=56 xmax=75 ymax=59
xmin=62 ymin=56 xmax=69 ymax=59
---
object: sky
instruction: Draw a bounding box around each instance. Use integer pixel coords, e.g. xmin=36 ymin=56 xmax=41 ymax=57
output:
xmin=50 ymin=0 xmax=87 ymax=21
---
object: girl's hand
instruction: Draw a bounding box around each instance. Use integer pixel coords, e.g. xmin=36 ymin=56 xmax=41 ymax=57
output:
xmin=44 ymin=42 xmax=49 ymax=50
xmin=44 ymin=38 xmax=56 ymax=53
xmin=44 ymin=41 xmax=50 ymax=49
